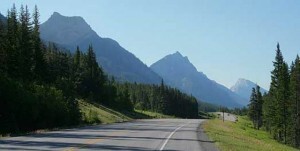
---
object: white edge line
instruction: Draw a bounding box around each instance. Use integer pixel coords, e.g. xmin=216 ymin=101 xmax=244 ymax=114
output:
xmin=159 ymin=122 xmax=190 ymax=151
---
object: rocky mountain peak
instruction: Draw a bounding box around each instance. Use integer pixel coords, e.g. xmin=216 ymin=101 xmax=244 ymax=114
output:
xmin=40 ymin=12 xmax=95 ymax=45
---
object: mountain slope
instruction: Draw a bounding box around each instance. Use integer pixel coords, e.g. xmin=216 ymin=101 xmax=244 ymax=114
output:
xmin=231 ymin=78 xmax=267 ymax=104
xmin=0 ymin=13 xmax=6 ymax=22
xmin=40 ymin=12 xmax=162 ymax=84
xmin=151 ymin=52 xmax=244 ymax=108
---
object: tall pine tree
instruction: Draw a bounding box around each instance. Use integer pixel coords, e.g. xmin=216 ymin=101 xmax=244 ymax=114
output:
xmin=0 ymin=15 xmax=6 ymax=73
xmin=268 ymin=43 xmax=290 ymax=143
xmin=6 ymin=4 xmax=20 ymax=78
xmin=256 ymin=85 xmax=263 ymax=129
xmin=32 ymin=5 xmax=47 ymax=82
xmin=289 ymin=56 xmax=300 ymax=147
xmin=19 ymin=5 xmax=33 ymax=81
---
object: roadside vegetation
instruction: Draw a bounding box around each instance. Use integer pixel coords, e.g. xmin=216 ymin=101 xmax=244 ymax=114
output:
xmin=245 ymin=44 xmax=300 ymax=148
xmin=208 ymin=43 xmax=300 ymax=149
xmin=79 ymin=100 xmax=131 ymax=124
xmin=203 ymin=116 xmax=298 ymax=151
xmin=134 ymin=109 xmax=175 ymax=119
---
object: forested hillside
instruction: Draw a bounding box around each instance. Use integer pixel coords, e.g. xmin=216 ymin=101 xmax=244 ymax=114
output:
xmin=40 ymin=12 xmax=162 ymax=84
xmin=247 ymin=43 xmax=300 ymax=148
xmin=0 ymin=5 xmax=198 ymax=135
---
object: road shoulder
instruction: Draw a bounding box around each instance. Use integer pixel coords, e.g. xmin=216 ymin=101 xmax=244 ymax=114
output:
xmin=198 ymin=121 xmax=219 ymax=151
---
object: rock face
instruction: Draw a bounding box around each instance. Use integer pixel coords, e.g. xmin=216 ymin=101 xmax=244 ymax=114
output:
xmin=231 ymin=78 xmax=268 ymax=105
xmin=40 ymin=12 xmax=162 ymax=84
xmin=151 ymin=52 xmax=245 ymax=108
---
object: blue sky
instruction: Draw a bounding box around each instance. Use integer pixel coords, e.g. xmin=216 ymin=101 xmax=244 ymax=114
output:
xmin=1 ymin=0 xmax=300 ymax=89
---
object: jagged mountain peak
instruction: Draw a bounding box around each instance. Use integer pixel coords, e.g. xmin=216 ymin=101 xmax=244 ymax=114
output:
xmin=41 ymin=12 xmax=95 ymax=45
xmin=151 ymin=53 xmax=244 ymax=108
xmin=51 ymin=12 xmax=62 ymax=17
xmin=154 ymin=51 xmax=199 ymax=75
xmin=231 ymin=78 xmax=267 ymax=103
xmin=232 ymin=78 xmax=254 ymax=90
xmin=168 ymin=51 xmax=190 ymax=61
xmin=173 ymin=51 xmax=183 ymax=57
xmin=49 ymin=12 xmax=86 ymax=24
xmin=40 ymin=12 xmax=162 ymax=84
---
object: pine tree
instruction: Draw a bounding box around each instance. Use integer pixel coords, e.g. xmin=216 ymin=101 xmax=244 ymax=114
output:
xmin=77 ymin=45 xmax=106 ymax=102
xmin=19 ymin=5 xmax=33 ymax=81
xmin=268 ymin=43 xmax=290 ymax=143
xmin=32 ymin=5 xmax=47 ymax=82
xmin=74 ymin=46 xmax=81 ymax=69
xmin=256 ymin=85 xmax=263 ymax=129
xmin=159 ymin=79 xmax=167 ymax=114
xmin=6 ymin=4 xmax=20 ymax=78
xmin=248 ymin=87 xmax=257 ymax=129
xmin=289 ymin=56 xmax=300 ymax=147
xmin=0 ymin=16 xmax=6 ymax=73
xmin=279 ymin=62 xmax=290 ymax=144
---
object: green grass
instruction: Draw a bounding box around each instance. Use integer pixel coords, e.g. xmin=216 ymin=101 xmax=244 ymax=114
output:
xmin=79 ymin=100 xmax=175 ymax=125
xmin=79 ymin=100 xmax=132 ymax=124
xmin=203 ymin=116 xmax=298 ymax=151
xmin=134 ymin=109 xmax=175 ymax=118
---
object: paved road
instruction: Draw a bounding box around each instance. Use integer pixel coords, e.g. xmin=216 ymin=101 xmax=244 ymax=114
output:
xmin=0 ymin=119 xmax=218 ymax=151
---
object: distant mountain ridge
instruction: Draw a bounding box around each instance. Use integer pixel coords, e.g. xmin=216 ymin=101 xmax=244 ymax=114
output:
xmin=231 ymin=78 xmax=267 ymax=105
xmin=40 ymin=12 xmax=162 ymax=84
xmin=151 ymin=52 xmax=245 ymax=108
xmin=0 ymin=13 xmax=6 ymax=22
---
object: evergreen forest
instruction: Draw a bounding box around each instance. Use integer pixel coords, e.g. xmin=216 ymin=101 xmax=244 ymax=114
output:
xmin=248 ymin=43 xmax=300 ymax=148
xmin=0 ymin=5 xmax=198 ymax=135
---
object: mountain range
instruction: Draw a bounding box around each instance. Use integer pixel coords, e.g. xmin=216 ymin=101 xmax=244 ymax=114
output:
xmin=150 ymin=52 xmax=245 ymax=108
xmin=39 ymin=12 xmax=262 ymax=108
xmin=40 ymin=12 xmax=162 ymax=84
xmin=231 ymin=78 xmax=268 ymax=104
xmin=0 ymin=13 xmax=6 ymax=22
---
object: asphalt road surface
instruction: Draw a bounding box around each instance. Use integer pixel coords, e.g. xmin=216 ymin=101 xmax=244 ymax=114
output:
xmin=0 ymin=119 xmax=218 ymax=151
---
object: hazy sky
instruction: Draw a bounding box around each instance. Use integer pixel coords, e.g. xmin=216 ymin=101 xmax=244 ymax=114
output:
xmin=1 ymin=0 xmax=300 ymax=89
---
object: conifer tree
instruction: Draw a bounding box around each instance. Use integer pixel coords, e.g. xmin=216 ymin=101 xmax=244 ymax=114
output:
xmin=248 ymin=87 xmax=257 ymax=128
xmin=256 ymin=85 xmax=263 ymax=129
xmin=289 ymin=56 xmax=300 ymax=147
xmin=268 ymin=43 xmax=290 ymax=143
xmin=19 ymin=5 xmax=34 ymax=81
xmin=6 ymin=4 xmax=20 ymax=78
xmin=74 ymin=46 xmax=81 ymax=69
xmin=32 ymin=5 xmax=47 ymax=82
xmin=0 ymin=17 xmax=6 ymax=73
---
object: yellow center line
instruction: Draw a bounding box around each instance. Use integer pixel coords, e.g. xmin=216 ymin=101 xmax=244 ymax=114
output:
xmin=62 ymin=131 xmax=126 ymax=151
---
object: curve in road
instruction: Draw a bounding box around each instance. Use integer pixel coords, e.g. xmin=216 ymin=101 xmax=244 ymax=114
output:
xmin=0 ymin=119 xmax=218 ymax=151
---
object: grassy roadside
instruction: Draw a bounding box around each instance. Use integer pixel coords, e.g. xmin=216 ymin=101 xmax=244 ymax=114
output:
xmin=79 ymin=100 xmax=175 ymax=125
xmin=79 ymin=100 xmax=132 ymax=124
xmin=202 ymin=116 xmax=298 ymax=151
xmin=134 ymin=109 xmax=175 ymax=118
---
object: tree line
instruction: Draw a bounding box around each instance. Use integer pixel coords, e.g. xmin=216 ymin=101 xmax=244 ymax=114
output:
xmin=115 ymin=81 xmax=199 ymax=118
xmin=248 ymin=43 xmax=300 ymax=148
xmin=0 ymin=5 xmax=198 ymax=134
